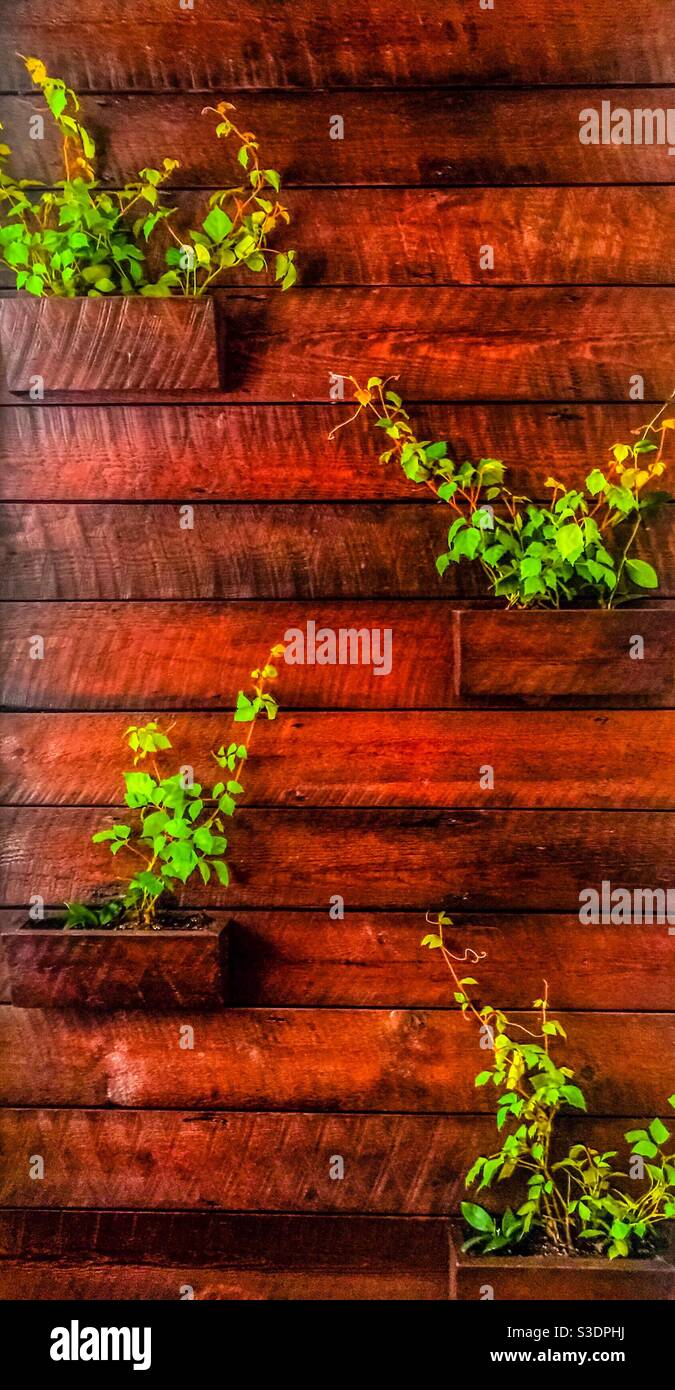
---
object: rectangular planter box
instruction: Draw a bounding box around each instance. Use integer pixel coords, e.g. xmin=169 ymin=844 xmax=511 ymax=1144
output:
xmin=1 ymin=920 xmax=228 ymax=1010
xmin=0 ymin=294 xmax=221 ymax=394
xmin=449 ymin=1224 xmax=674 ymax=1300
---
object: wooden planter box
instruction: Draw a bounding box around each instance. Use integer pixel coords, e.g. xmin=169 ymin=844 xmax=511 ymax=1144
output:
xmin=449 ymin=1225 xmax=674 ymax=1300
xmin=1 ymin=920 xmax=228 ymax=1010
xmin=0 ymin=294 xmax=221 ymax=394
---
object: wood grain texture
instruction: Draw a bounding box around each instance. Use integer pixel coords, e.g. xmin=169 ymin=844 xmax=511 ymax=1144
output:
xmin=1 ymin=807 xmax=671 ymax=911
xmin=0 ymin=1109 xmax=659 ymax=1214
xmin=3 ymin=910 xmax=671 ymax=1011
xmin=4 ymin=2 xmax=675 ymax=89
xmin=1 ymin=287 xmax=674 ymax=404
xmin=0 ymin=1210 xmax=449 ymax=1300
xmin=0 ymin=600 xmax=459 ymax=710
xmin=213 ymin=287 xmax=675 ymax=403
xmin=226 ymin=912 xmax=675 ymax=1011
xmin=0 ymin=1262 xmax=444 ymax=1300
xmin=459 ymin=609 xmax=675 ymax=704
xmin=2 ymin=925 xmax=227 ymax=1010
xmin=6 ymin=188 xmax=675 ymax=291
xmin=0 ymin=296 xmax=219 ymax=395
xmin=2 ymin=503 xmax=672 ymax=600
xmin=0 ymin=403 xmax=658 ymax=502
xmin=449 ymin=1234 xmax=674 ymax=1301
xmin=1 ymin=604 xmax=672 ymax=710
xmin=4 ymin=91 xmax=675 ymax=186
xmin=0 ymin=1007 xmax=671 ymax=1112
xmin=2 ymin=710 xmax=673 ymax=810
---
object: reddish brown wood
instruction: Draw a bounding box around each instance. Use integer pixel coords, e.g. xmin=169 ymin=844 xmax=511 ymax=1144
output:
xmin=0 ymin=1209 xmax=448 ymax=1299
xmin=2 ymin=910 xmax=671 ymax=1012
xmin=227 ymin=912 xmax=675 ymax=1011
xmin=1 ymin=604 xmax=673 ymax=711
xmin=0 ymin=1006 xmax=671 ymax=1112
xmin=2 ymin=923 xmax=227 ymax=1009
xmin=4 ymin=91 xmax=675 ymax=186
xmin=4 ymin=3 xmax=675 ymax=89
xmin=0 ymin=1263 xmax=443 ymax=1300
xmin=1 ymin=503 xmax=672 ymax=600
xmin=6 ymin=188 xmax=674 ymax=291
xmin=0 ymin=600 xmax=456 ymax=709
xmin=0 ymin=1109 xmax=659 ymax=1214
xmin=459 ymin=609 xmax=675 ymax=705
xmin=2 ymin=710 xmax=673 ymax=809
xmin=1 ymin=287 xmax=673 ymax=403
xmin=0 ymin=403 xmax=657 ymax=503
xmin=449 ymin=1227 xmax=674 ymax=1301
xmin=1 ymin=807 xmax=671 ymax=911
xmin=204 ymin=186 xmax=675 ymax=286
xmin=0 ymin=296 xmax=219 ymax=395
xmin=218 ymin=287 xmax=675 ymax=403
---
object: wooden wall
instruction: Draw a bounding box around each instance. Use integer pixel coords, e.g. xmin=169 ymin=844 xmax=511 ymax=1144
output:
xmin=0 ymin=2 xmax=673 ymax=1299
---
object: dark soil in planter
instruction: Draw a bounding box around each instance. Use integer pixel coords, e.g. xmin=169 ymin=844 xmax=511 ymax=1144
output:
xmin=462 ymin=1225 xmax=669 ymax=1262
xmin=0 ymin=294 xmax=221 ymax=394
xmin=28 ymin=908 xmax=215 ymax=934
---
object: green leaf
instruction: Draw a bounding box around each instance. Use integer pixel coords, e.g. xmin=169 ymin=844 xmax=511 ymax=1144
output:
xmin=202 ymin=205 xmax=233 ymax=242
xmin=461 ymin=1202 xmax=495 ymax=1234
xmin=632 ymin=1139 xmax=659 ymax=1158
xmin=624 ymin=558 xmax=658 ymax=589
xmin=560 ymin=1084 xmax=587 ymax=1111
xmin=211 ymin=859 xmax=230 ymax=887
xmin=649 ymin=1117 xmax=670 ymax=1146
xmin=585 ymin=468 xmax=607 ymax=496
xmin=556 ymin=521 xmax=583 ymax=561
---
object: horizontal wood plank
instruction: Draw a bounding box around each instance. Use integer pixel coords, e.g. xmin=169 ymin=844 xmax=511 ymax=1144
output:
xmin=0 ymin=1110 xmax=660 ymax=1213
xmin=0 ymin=1007 xmax=671 ymax=1112
xmin=3 ymin=91 xmax=675 ymax=186
xmin=2 ymin=503 xmax=672 ymax=600
xmin=209 ymin=287 xmax=675 ymax=403
xmin=1 ymin=604 xmax=672 ymax=710
xmin=226 ymin=912 xmax=675 ymax=1011
xmin=3 ymin=3 xmax=675 ymax=89
xmin=0 ymin=1263 xmax=440 ymax=1299
xmin=0 ymin=1262 xmax=443 ymax=1300
xmin=3 ymin=909 xmax=672 ymax=1011
xmin=6 ymin=188 xmax=675 ymax=290
xmin=1 ymin=808 xmax=672 ymax=911
xmin=0 ymin=1209 xmax=448 ymax=1299
xmin=0 ymin=600 xmax=459 ymax=710
xmin=0 ymin=403 xmax=659 ymax=502
xmin=2 ymin=710 xmax=673 ymax=809
xmin=2 ymin=288 xmax=674 ymax=403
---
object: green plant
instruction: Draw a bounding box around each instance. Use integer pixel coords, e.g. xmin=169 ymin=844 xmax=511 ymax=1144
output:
xmin=0 ymin=58 xmax=295 ymax=298
xmin=65 ymin=645 xmax=285 ymax=930
xmin=422 ymin=915 xmax=675 ymax=1259
xmin=159 ymin=103 xmax=296 ymax=297
xmin=330 ymin=377 xmax=673 ymax=608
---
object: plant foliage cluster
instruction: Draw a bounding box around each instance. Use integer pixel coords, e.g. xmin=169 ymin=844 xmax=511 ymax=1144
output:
xmin=0 ymin=59 xmax=296 ymax=298
xmin=423 ymin=917 xmax=675 ymax=1259
xmin=65 ymin=647 xmax=285 ymax=930
xmin=331 ymin=377 xmax=673 ymax=608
